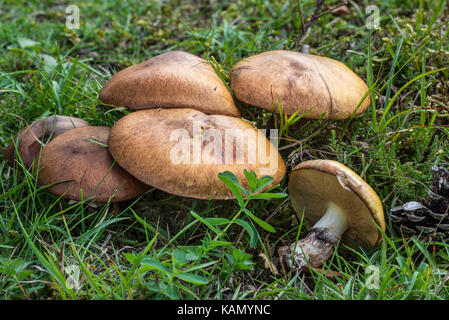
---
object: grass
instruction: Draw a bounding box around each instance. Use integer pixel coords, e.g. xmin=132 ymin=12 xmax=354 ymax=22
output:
xmin=1 ymin=0 xmax=449 ymax=300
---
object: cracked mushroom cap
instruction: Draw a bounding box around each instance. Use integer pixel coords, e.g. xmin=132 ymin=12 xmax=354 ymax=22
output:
xmin=288 ymin=160 xmax=385 ymax=246
xmin=108 ymin=108 xmax=286 ymax=199
xmin=37 ymin=126 xmax=149 ymax=202
xmin=4 ymin=115 xmax=90 ymax=168
xmin=231 ymin=50 xmax=371 ymax=119
xmin=99 ymin=51 xmax=241 ymax=117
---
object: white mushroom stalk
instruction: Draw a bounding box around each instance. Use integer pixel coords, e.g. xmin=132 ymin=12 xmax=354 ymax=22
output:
xmin=279 ymin=202 xmax=349 ymax=271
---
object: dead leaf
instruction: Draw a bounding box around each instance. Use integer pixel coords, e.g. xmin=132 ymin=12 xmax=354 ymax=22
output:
xmin=259 ymin=253 xmax=279 ymax=275
xmin=331 ymin=5 xmax=351 ymax=16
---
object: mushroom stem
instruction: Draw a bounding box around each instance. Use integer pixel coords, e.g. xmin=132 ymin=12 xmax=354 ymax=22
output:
xmin=313 ymin=202 xmax=348 ymax=237
xmin=279 ymin=202 xmax=348 ymax=271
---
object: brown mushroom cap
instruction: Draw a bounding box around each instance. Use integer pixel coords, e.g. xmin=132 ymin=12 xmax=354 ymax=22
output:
xmin=37 ymin=126 xmax=149 ymax=202
xmin=99 ymin=51 xmax=241 ymax=117
xmin=288 ymin=160 xmax=385 ymax=246
xmin=4 ymin=115 xmax=90 ymax=168
xmin=231 ymin=50 xmax=371 ymax=119
xmin=109 ymin=108 xmax=286 ymax=199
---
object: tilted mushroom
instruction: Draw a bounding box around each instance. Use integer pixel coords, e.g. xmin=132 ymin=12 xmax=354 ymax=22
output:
xmin=108 ymin=108 xmax=286 ymax=199
xmin=279 ymin=160 xmax=385 ymax=271
xmin=4 ymin=115 xmax=89 ymax=168
xmin=99 ymin=51 xmax=241 ymax=117
xmin=37 ymin=126 xmax=149 ymax=202
xmin=230 ymin=50 xmax=371 ymax=119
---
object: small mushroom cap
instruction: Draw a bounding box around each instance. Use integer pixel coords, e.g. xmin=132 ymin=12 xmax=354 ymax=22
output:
xmin=99 ymin=51 xmax=241 ymax=117
xmin=109 ymin=108 xmax=286 ymax=199
xmin=37 ymin=126 xmax=149 ymax=202
xmin=231 ymin=50 xmax=371 ymax=119
xmin=4 ymin=115 xmax=90 ymax=168
xmin=288 ymin=160 xmax=385 ymax=246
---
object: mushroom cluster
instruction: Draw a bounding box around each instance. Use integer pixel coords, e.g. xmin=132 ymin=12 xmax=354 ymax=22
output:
xmin=4 ymin=49 xmax=385 ymax=272
xmin=99 ymin=51 xmax=286 ymax=200
xmin=5 ymin=51 xmax=287 ymax=203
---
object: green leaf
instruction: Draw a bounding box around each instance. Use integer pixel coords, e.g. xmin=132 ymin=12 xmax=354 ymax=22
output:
xmin=122 ymin=252 xmax=137 ymax=264
xmin=17 ymin=270 xmax=33 ymax=281
xmin=230 ymin=249 xmax=254 ymax=271
xmin=242 ymin=208 xmax=276 ymax=233
xmin=244 ymin=169 xmax=257 ymax=193
xmin=141 ymin=258 xmax=171 ymax=277
xmin=235 ymin=219 xmax=258 ymax=248
xmin=37 ymin=54 xmax=58 ymax=73
xmin=254 ymin=176 xmax=274 ymax=193
xmin=232 ymin=248 xmax=252 ymax=261
xmin=17 ymin=37 xmax=39 ymax=48
xmin=172 ymin=249 xmax=187 ymax=265
xmin=182 ymin=261 xmax=218 ymax=273
xmin=250 ymin=192 xmax=288 ymax=200
xmin=205 ymin=217 xmax=230 ymax=225
xmin=190 ymin=211 xmax=218 ymax=234
xmin=235 ymin=262 xmax=254 ymax=271
xmin=185 ymin=252 xmax=199 ymax=261
xmin=165 ymin=283 xmax=180 ymax=300
xmin=175 ymin=272 xmax=209 ymax=285
xmin=208 ymin=240 xmax=233 ymax=247
xmin=218 ymin=171 xmax=246 ymax=206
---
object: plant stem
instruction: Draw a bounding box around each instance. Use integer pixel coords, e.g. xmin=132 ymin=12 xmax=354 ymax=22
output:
xmin=214 ymin=199 xmax=250 ymax=241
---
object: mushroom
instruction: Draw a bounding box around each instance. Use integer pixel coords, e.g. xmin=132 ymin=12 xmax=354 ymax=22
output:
xmin=108 ymin=108 xmax=286 ymax=199
xmin=279 ymin=159 xmax=385 ymax=271
xmin=37 ymin=126 xmax=149 ymax=202
xmin=230 ymin=50 xmax=371 ymax=119
xmin=99 ymin=51 xmax=241 ymax=117
xmin=4 ymin=115 xmax=89 ymax=168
